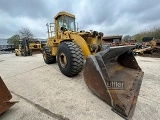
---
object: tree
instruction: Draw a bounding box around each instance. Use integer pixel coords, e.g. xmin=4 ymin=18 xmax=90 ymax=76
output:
xmin=7 ymin=34 xmax=20 ymax=48
xmin=133 ymin=34 xmax=143 ymax=42
xmin=19 ymin=28 xmax=34 ymax=40
xmin=7 ymin=28 xmax=34 ymax=48
xmin=133 ymin=25 xmax=160 ymax=42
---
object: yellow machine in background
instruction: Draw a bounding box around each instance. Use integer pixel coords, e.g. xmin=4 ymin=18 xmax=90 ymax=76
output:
xmin=150 ymin=38 xmax=157 ymax=47
xmin=15 ymin=38 xmax=32 ymax=56
xmin=43 ymin=11 xmax=103 ymax=77
xmin=15 ymin=38 xmax=42 ymax=56
xmin=29 ymin=40 xmax=42 ymax=54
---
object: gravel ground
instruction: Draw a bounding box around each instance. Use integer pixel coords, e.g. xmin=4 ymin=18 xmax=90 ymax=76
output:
xmin=0 ymin=53 xmax=160 ymax=120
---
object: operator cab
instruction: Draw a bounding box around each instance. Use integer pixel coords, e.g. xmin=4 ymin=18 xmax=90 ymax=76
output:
xmin=58 ymin=16 xmax=76 ymax=32
xmin=55 ymin=12 xmax=76 ymax=32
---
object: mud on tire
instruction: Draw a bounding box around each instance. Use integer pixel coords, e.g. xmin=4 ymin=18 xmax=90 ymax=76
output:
xmin=57 ymin=41 xmax=84 ymax=77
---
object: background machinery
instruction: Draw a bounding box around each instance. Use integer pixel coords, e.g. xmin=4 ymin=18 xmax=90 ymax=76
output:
xmin=42 ymin=11 xmax=144 ymax=119
xmin=133 ymin=37 xmax=160 ymax=57
xmin=15 ymin=38 xmax=42 ymax=56
xmin=29 ymin=40 xmax=42 ymax=54
xmin=15 ymin=37 xmax=32 ymax=56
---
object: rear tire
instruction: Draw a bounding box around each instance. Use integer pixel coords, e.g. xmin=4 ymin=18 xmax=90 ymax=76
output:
xmin=57 ymin=41 xmax=84 ymax=77
xmin=43 ymin=46 xmax=56 ymax=64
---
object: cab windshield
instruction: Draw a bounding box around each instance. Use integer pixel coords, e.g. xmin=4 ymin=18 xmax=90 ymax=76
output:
xmin=58 ymin=16 xmax=76 ymax=32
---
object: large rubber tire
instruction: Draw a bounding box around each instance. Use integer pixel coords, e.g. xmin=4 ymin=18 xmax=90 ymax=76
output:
xmin=57 ymin=42 xmax=84 ymax=77
xmin=43 ymin=46 xmax=56 ymax=64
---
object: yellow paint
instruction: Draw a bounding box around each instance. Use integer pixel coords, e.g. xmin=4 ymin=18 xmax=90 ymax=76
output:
xmin=52 ymin=45 xmax=58 ymax=56
xmin=54 ymin=11 xmax=75 ymax=20
xmin=70 ymin=34 xmax=91 ymax=58
xmin=150 ymin=38 xmax=157 ymax=47
xmin=15 ymin=49 xmax=21 ymax=56
xmin=46 ymin=11 xmax=103 ymax=58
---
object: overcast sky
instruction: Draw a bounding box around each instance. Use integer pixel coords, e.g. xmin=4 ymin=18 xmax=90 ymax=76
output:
xmin=0 ymin=0 xmax=160 ymax=39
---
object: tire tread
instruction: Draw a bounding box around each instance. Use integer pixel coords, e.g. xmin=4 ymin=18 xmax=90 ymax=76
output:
xmin=43 ymin=46 xmax=56 ymax=64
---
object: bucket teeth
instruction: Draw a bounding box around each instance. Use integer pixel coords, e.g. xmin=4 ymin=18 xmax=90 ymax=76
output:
xmin=84 ymin=46 xmax=144 ymax=119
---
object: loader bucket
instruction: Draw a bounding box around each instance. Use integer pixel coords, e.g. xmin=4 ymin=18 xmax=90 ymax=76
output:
xmin=84 ymin=46 xmax=144 ymax=119
xmin=31 ymin=49 xmax=42 ymax=54
xmin=0 ymin=77 xmax=17 ymax=114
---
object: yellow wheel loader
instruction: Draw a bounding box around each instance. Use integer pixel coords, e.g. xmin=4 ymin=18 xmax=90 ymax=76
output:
xmin=15 ymin=38 xmax=42 ymax=56
xmin=15 ymin=38 xmax=32 ymax=56
xmin=43 ymin=11 xmax=103 ymax=76
xmin=43 ymin=11 xmax=144 ymax=119
xmin=29 ymin=40 xmax=42 ymax=54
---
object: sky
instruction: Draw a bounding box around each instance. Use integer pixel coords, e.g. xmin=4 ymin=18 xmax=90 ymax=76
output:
xmin=0 ymin=0 xmax=160 ymax=39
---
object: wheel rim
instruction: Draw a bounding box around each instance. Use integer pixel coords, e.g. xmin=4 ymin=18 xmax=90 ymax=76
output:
xmin=59 ymin=53 xmax=67 ymax=68
xmin=43 ymin=52 xmax=46 ymax=60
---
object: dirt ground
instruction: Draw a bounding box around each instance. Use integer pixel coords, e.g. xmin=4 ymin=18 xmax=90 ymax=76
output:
xmin=0 ymin=53 xmax=160 ymax=120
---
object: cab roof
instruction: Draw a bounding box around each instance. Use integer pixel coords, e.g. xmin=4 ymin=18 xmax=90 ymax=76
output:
xmin=54 ymin=11 xmax=75 ymax=19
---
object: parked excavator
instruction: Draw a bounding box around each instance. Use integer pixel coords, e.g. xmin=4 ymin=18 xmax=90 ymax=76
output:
xmin=42 ymin=11 xmax=144 ymax=119
xmin=0 ymin=77 xmax=17 ymax=114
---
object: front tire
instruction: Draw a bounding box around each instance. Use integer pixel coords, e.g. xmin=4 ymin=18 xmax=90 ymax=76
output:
xmin=57 ymin=41 xmax=84 ymax=77
xmin=43 ymin=46 xmax=56 ymax=64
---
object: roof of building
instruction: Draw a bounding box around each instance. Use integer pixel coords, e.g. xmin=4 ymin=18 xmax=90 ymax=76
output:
xmin=102 ymin=35 xmax=122 ymax=41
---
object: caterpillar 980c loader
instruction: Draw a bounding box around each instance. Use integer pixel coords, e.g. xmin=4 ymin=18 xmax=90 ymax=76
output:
xmin=43 ymin=11 xmax=144 ymax=119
